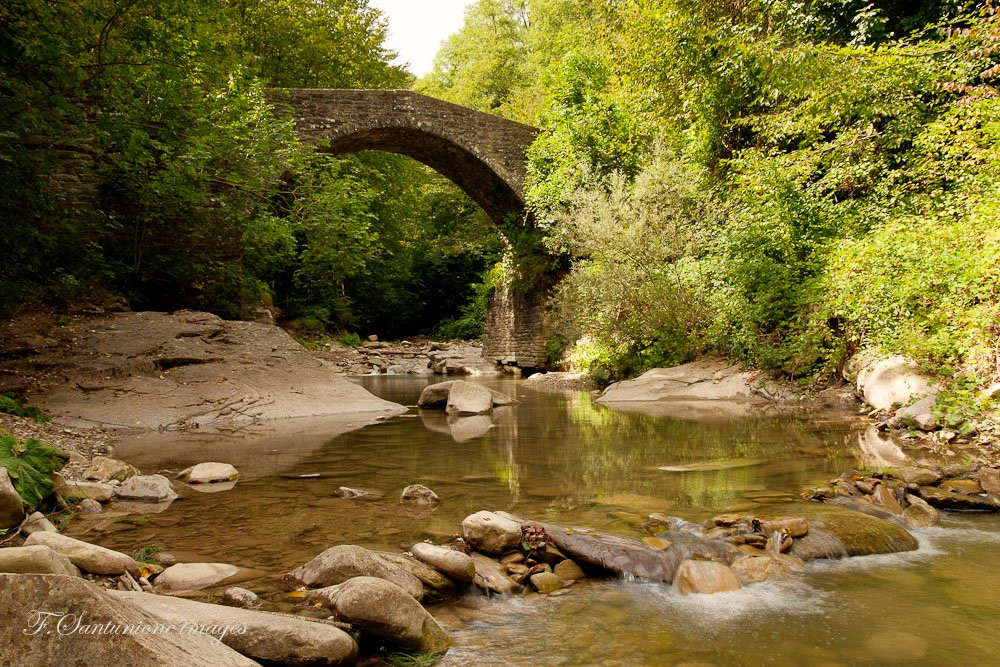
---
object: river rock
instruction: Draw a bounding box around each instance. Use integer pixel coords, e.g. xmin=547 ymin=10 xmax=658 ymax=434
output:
xmin=84 ymin=456 xmax=140 ymax=482
xmin=900 ymin=467 xmax=942 ymax=486
xmin=445 ymin=380 xmax=494 ymax=415
xmin=462 ymin=511 xmax=522 ymax=554
xmin=25 ymin=531 xmax=143 ymax=575
xmin=400 ymin=483 xmax=440 ymax=506
xmin=673 ymin=560 xmax=741 ymax=595
xmin=730 ymin=556 xmax=793 ymax=584
xmin=902 ymin=494 xmax=940 ymax=527
xmin=522 ymin=519 xmax=738 ymax=583
xmin=553 ymin=559 xmax=587 ymax=580
xmin=789 ymin=526 xmax=849 ymax=560
xmin=410 ymin=542 xmax=476 ymax=582
xmin=220 ymin=586 xmax=260 ymax=608
xmin=918 ymin=486 xmax=999 ymax=511
xmin=470 ymin=552 xmax=520 ymax=594
xmin=113 ymin=588 xmax=358 ymax=666
xmin=77 ymin=497 xmax=103 ymax=514
xmin=759 ymin=517 xmax=809 ymax=538
xmin=855 ymin=354 xmax=935 ymax=411
xmin=115 ymin=474 xmax=178 ymax=503
xmin=892 ymin=395 xmax=938 ymax=430
xmin=418 ymin=381 xmax=454 ymax=408
xmin=177 ymin=462 xmax=240 ymax=484
xmin=938 ymin=478 xmax=984 ymax=495
xmin=530 ymin=571 xmax=563 ymax=593
xmin=21 ymin=511 xmax=57 ymax=534
xmin=871 ymin=484 xmax=904 ymax=514
xmin=1 ymin=574 xmax=256 ymax=666
xmin=780 ymin=505 xmax=918 ymax=557
xmin=54 ymin=478 xmax=114 ymax=503
xmin=0 ymin=545 xmax=80 ymax=576
xmin=282 ymin=544 xmax=424 ymax=600
xmin=376 ymin=552 xmax=457 ymax=593
xmin=978 ymin=467 xmax=1000 ymax=499
xmin=0 ymin=467 xmax=24 ymax=529
xmin=305 ymin=576 xmax=452 ymax=654
xmin=154 ymin=562 xmax=242 ymax=593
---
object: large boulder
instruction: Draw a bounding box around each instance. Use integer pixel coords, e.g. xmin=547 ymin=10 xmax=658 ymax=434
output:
xmin=282 ymin=544 xmax=424 ymax=600
xmin=113 ymin=589 xmax=358 ymax=666
xmin=24 ymin=532 xmax=143 ymax=576
xmin=599 ymin=359 xmax=758 ymax=403
xmin=673 ymin=560 xmax=741 ymax=595
xmin=84 ymin=456 xmax=140 ymax=482
xmin=0 ymin=466 xmax=25 ymax=529
xmin=154 ymin=562 xmax=243 ymax=593
xmin=114 ymin=474 xmax=178 ymax=503
xmin=417 ymin=381 xmax=454 ymax=408
xmin=445 ymin=380 xmax=494 ymax=415
xmin=462 ymin=511 xmax=522 ymax=555
xmin=0 ymin=574 xmax=255 ymax=666
xmin=305 ymin=576 xmax=452 ymax=655
xmin=767 ymin=505 xmax=918 ymax=559
xmin=855 ymin=354 xmax=935 ymax=411
xmin=0 ymin=545 xmax=80 ymax=576
xmin=410 ymin=543 xmax=476 ymax=582
xmin=176 ymin=462 xmax=240 ymax=484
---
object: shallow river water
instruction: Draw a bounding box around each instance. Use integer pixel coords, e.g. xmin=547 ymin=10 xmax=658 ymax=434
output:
xmin=78 ymin=377 xmax=1000 ymax=666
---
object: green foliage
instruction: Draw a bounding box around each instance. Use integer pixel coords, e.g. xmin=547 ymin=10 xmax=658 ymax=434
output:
xmin=545 ymin=152 xmax=717 ymax=377
xmin=132 ymin=545 xmax=163 ymax=565
xmin=339 ymin=332 xmax=362 ymax=348
xmin=0 ymin=393 xmax=50 ymax=423
xmin=380 ymin=651 xmax=438 ymax=667
xmin=0 ymin=434 xmax=68 ymax=509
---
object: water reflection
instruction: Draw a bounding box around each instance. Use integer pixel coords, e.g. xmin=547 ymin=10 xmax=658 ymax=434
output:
xmin=70 ymin=377 xmax=1000 ymax=665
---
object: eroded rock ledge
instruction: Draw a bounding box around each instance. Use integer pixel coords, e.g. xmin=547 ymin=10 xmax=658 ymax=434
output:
xmin=0 ymin=310 xmax=405 ymax=432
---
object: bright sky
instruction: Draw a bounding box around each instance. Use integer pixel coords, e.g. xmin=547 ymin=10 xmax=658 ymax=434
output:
xmin=370 ymin=0 xmax=474 ymax=77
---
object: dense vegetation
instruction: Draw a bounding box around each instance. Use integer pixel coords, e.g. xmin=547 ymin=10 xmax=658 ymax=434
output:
xmin=423 ymin=0 xmax=1000 ymax=404
xmin=0 ymin=0 xmax=500 ymax=338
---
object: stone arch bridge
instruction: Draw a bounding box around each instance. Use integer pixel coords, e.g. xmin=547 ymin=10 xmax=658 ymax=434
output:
xmin=272 ymin=89 xmax=553 ymax=369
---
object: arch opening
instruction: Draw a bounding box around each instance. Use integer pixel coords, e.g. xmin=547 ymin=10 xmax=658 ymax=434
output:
xmin=317 ymin=126 xmax=526 ymax=228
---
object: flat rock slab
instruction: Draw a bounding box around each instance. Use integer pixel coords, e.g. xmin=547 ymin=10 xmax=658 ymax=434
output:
xmin=7 ymin=310 xmax=406 ymax=431
xmin=1 ymin=574 xmax=255 ymax=666
xmin=599 ymin=359 xmax=759 ymax=403
xmin=113 ymin=588 xmax=357 ymax=666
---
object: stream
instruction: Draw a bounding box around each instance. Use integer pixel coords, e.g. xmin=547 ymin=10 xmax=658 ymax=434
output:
xmin=75 ymin=377 xmax=1000 ymax=665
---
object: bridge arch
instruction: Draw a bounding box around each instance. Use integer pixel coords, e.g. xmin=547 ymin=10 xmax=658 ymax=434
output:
xmin=271 ymin=88 xmax=552 ymax=369
xmin=273 ymin=89 xmax=537 ymax=227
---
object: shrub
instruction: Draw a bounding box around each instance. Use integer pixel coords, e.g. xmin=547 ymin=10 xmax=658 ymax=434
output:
xmin=0 ymin=434 xmax=68 ymax=508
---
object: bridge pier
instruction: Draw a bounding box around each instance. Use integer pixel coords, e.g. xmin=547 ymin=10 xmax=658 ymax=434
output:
xmin=482 ymin=273 xmax=556 ymax=371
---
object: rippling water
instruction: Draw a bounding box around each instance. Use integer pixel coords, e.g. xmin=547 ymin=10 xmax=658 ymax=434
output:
xmin=75 ymin=377 xmax=1000 ymax=665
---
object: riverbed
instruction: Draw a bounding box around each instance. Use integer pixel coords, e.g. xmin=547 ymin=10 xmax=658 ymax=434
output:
xmin=73 ymin=377 xmax=1000 ymax=665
